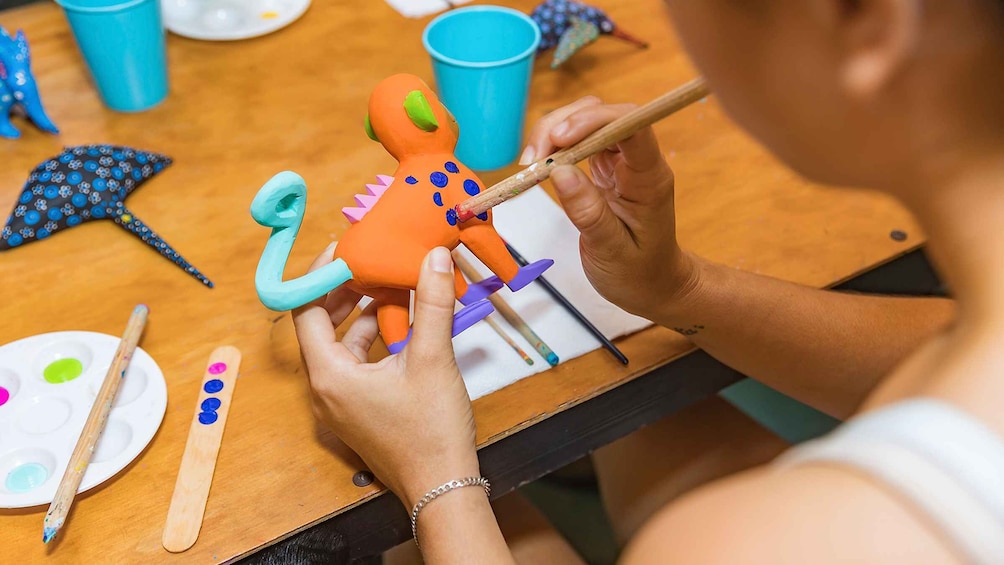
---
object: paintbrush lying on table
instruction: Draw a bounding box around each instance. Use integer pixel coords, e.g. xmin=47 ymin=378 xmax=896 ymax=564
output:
xmin=455 ymin=77 xmax=709 ymax=222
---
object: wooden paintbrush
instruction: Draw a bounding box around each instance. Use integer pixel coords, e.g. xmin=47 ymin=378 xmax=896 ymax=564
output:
xmin=456 ymin=77 xmax=709 ymax=221
xmin=43 ymin=304 xmax=149 ymax=544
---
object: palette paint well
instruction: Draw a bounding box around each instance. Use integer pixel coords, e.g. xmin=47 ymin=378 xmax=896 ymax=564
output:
xmin=0 ymin=332 xmax=167 ymax=508
xmin=162 ymin=0 xmax=312 ymax=41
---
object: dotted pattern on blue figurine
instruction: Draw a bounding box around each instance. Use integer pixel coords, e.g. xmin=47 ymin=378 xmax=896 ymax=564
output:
xmin=0 ymin=145 xmax=213 ymax=287
xmin=531 ymin=0 xmax=614 ymax=51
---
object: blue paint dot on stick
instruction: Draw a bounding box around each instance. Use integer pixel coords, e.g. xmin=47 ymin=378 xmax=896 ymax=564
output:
xmin=444 ymin=161 xmax=459 ymax=174
xmin=446 ymin=209 xmax=458 ymax=226
xmin=430 ymin=172 xmax=448 ymax=187
xmin=198 ymin=411 xmax=218 ymax=425
xmin=202 ymin=397 xmax=222 ymax=411
xmin=433 ymin=192 xmax=443 ymax=207
xmin=463 ymin=179 xmax=480 ymax=196
xmin=405 ymin=176 xmax=418 ymax=185
xmin=204 ymin=379 xmax=224 ymax=393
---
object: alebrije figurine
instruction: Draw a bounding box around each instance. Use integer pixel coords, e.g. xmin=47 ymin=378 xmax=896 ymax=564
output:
xmin=0 ymin=145 xmax=213 ymax=287
xmin=0 ymin=27 xmax=58 ymax=139
xmin=252 ymin=74 xmax=554 ymax=353
xmin=530 ymin=0 xmax=648 ymax=68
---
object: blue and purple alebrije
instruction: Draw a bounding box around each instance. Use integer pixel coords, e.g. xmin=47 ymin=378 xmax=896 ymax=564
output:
xmin=0 ymin=144 xmax=214 ymax=287
xmin=530 ymin=0 xmax=648 ymax=67
xmin=0 ymin=27 xmax=58 ymax=138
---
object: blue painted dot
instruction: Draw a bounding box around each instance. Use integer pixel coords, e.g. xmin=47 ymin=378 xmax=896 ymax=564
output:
xmin=433 ymin=192 xmax=443 ymax=207
xmin=446 ymin=209 xmax=458 ymax=226
xmin=39 ymin=171 xmax=51 ymax=181
xmin=87 ymin=147 xmax=100 ymax=156
xmin=405 ymin=176 xmax=418 ymax=185
xmin=47 ymin=209 xmax=62 ymax=221
xmin=198 ymin=411 xmax=218 ymax=425
xmin=37 ymin=228 xmax=49 ymax=239
xmin=84 ymin=161 xmax=98 ymax=172
xmin=59 ymin=153 xmax=73 ymax=163
xmin=204 ymin=379 xmax=224 ymax=393
xmin=44 ymin=185 xmax=59 ymax=199
xmin=91 ymin=206 xmax=106 ymax=219
xmin=154 ymin=162 xmax=164 ymax=172
xmin=67 ymin=215 xmax=81 ymax=226
xmin=445 ymin=161 xmax=459 ymax=174
xmin=430 ymin=172 xmax=448 ymax=188
xmin=24 ymin=211 xmax=40 ymax=226
xmin=112 ymin=152 xmax=124 ymax=160
xmin=8 ymin=234 xmax=23 ymax=246
xmin=93 ymin=178 xmax=107 ymax=191
xmin=67 ymin=171 xmax=83 ymax=185
xmin=19 ymin=191 xmax=32 ymax=204
xmin=464 ymin=179 xmax=480 ymax=196
xmin=111 ymin=168 xmax=124 ymax=180
xmin=71 ymin=194 xmax=87 ymax=207
xmin=477 ymin=212 xmax=489 ymax=221
xmin=201 ymin=397 xmax=222 ymax=411
xmin=136 ymin=153 xmax=148 ymax=164
xmin=132 ymin=169 xmax=143 ymax=180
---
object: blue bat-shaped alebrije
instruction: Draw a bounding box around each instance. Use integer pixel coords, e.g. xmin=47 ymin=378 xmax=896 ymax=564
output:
xmin=530 ymin=0 xmax=648 ymax=67
xmin=0 ymin=145 xmax=213 ymax=287
xmin=0 ymin=27 xmax=58 ymax=138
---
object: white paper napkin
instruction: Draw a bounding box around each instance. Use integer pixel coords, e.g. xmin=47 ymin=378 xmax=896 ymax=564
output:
xmin=453 ymin=187 xmax=653 ymax=400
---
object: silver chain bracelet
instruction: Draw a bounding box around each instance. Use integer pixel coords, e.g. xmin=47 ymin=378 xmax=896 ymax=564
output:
xmin=410 ymin=476 xmax=491 ymax=547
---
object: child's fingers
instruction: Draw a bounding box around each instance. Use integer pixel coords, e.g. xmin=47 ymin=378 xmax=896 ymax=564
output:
xmin=521 ymin=95 xmax=602 ymax=164
xmin=551 ymin=165 xmax=628 ymax=254
xmin=341 ymin=301 xmax=380 ymax=363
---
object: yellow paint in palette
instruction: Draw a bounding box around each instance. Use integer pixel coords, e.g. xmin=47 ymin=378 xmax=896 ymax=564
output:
xmin=261 ymin=11 xmax=279 ymax=19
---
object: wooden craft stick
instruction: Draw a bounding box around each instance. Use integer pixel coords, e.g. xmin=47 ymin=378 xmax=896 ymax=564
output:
xmin=456 ymin=77 xmax=710 ymax=221
xmin=484 ymin=317 xmax=535 ymax=366
xmin=163 ymin=346 xmax=242 ymax=553
xmin=454 ymin=254 xmax=559 ymax=366
xmin=43 ymin=304 xmax=149 ymax=544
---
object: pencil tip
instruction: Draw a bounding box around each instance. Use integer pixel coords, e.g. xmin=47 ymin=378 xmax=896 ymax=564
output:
xmin=546 ymin=353 xmax=559 ymax=366
xmin=43 ymin=527 xmax=56 ymax=543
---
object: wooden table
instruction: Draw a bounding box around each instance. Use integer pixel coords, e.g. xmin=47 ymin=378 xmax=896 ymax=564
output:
xmin=1 ymin=1 xmax=926 ymax=563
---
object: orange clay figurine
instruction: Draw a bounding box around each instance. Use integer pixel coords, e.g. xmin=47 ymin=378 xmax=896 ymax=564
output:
xmin=251 ymin=73 xmax=554 ymax=353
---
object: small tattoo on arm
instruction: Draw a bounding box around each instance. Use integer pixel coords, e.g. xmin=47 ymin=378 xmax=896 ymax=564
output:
xmin=672 ymin=325 xmax=705 ymax=336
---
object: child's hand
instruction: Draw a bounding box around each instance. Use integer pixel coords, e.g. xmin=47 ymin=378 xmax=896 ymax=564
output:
xmin=292 ymin=246 xmax=480 ymax=508
xmin=522 ymin=97 xmax=699 ymax=318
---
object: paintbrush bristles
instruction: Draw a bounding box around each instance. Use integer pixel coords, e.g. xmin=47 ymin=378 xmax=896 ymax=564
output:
xmin=456 ymin=77 xmax=710 ymax=221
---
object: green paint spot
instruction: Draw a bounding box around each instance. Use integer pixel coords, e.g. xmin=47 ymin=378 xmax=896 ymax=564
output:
xmin=403 ymin=90 xmax=439 ymax=132
xmin=43 ymin=358 xmax=83 ymax=384
xmin=6 ymin=463 xmax=48 ymax=493
xmin=364 ymin=115 xmax=379 ymax=142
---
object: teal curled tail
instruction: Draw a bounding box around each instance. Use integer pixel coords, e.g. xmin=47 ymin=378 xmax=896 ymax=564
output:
xmin=251 ymin=171 xmax=353 ymax=311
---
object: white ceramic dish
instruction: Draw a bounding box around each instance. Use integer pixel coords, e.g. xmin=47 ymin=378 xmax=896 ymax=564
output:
xmin=0 ymin=331 xmax=167 ymax=508
xmin=162 ymin=0 xmax=312 ymax=41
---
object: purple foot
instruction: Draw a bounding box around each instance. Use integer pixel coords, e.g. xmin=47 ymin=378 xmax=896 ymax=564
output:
xmin=459 ymin=276 xmax=503 ymax=305
xmin=384 ymin=300 xmax=495 ymax=354
xmin=506 ymin=259 xmax=555 ymax=292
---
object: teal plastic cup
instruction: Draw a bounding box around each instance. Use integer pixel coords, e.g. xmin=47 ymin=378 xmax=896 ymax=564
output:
xmin=423 ymin=6 xmax=541 ymax=171
xmin=55 ymin=0 xmax=168 ymax=112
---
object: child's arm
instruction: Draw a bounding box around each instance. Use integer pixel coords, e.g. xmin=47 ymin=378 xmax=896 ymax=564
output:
xmin=528 ymin=99 xmax=954 ymax=419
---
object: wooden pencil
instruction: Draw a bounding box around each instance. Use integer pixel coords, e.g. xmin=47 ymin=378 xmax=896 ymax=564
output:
xmin=43 ymin=304 xmax=149 ymax=544
xmin=456 ymin=77 xmax=709 ymax=221
xmin=454 ymin=254 xmax=559 ymax=366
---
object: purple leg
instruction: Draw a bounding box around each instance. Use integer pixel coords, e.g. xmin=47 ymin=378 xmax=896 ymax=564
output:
xmin=385 ymin=299 xmax=495 ymax=354
xmin=506 ymin=259 xmax=555 ymax=292
xmin=459 ymin=276 xmax=504 ymax=305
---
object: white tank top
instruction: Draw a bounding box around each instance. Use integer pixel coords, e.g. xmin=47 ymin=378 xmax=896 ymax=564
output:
xmin=775 ymin=399 xmax=1004 ymax=565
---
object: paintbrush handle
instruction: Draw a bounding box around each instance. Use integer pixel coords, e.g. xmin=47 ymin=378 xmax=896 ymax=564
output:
xmin=457 ymin=77 xmax=709 ymax=221
xmin=43 ymin=304 xmax=149 ymax=543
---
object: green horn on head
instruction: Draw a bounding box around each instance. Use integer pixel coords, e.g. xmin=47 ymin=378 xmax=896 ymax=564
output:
xmin=403 ymin=90 xmax=439 ymax=132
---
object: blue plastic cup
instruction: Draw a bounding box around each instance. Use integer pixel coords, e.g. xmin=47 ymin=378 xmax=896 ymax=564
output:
xmin=423 ymin=6 xmax=541 ymax=171
xmin=55 ymin=0 xmax=169 ymax=112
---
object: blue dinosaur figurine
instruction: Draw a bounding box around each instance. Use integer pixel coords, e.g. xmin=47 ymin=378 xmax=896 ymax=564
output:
xmin=0 ymin=27 xmax=58 ymax=139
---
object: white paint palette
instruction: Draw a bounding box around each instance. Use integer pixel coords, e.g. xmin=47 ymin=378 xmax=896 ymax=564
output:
xmin=0 ymin=332 xmax=167 ymax=508
xmin=162 ymin=0 xmax=312 ymax=42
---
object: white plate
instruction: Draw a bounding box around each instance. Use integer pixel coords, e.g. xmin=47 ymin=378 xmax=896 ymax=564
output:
xmin=162 ymin=0 xmax=312 ymax=41
xmin=0 ymin=331 xmax=167 ymax=508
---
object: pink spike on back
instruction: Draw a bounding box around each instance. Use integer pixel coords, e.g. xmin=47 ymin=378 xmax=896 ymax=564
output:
xmin=342 ymin=207 xmax=367 ymax=224
xmin=376 ymin=175 xmax=394 ymax=186
xmin=366 ymin=183 xmax=388 ymax=197
xmin=355 ymin=194 xmax=380 ymax=208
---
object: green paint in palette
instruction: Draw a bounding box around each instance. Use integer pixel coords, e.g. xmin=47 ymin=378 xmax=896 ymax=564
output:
xmin=43 ymin=358 xmax=83 ymax=384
